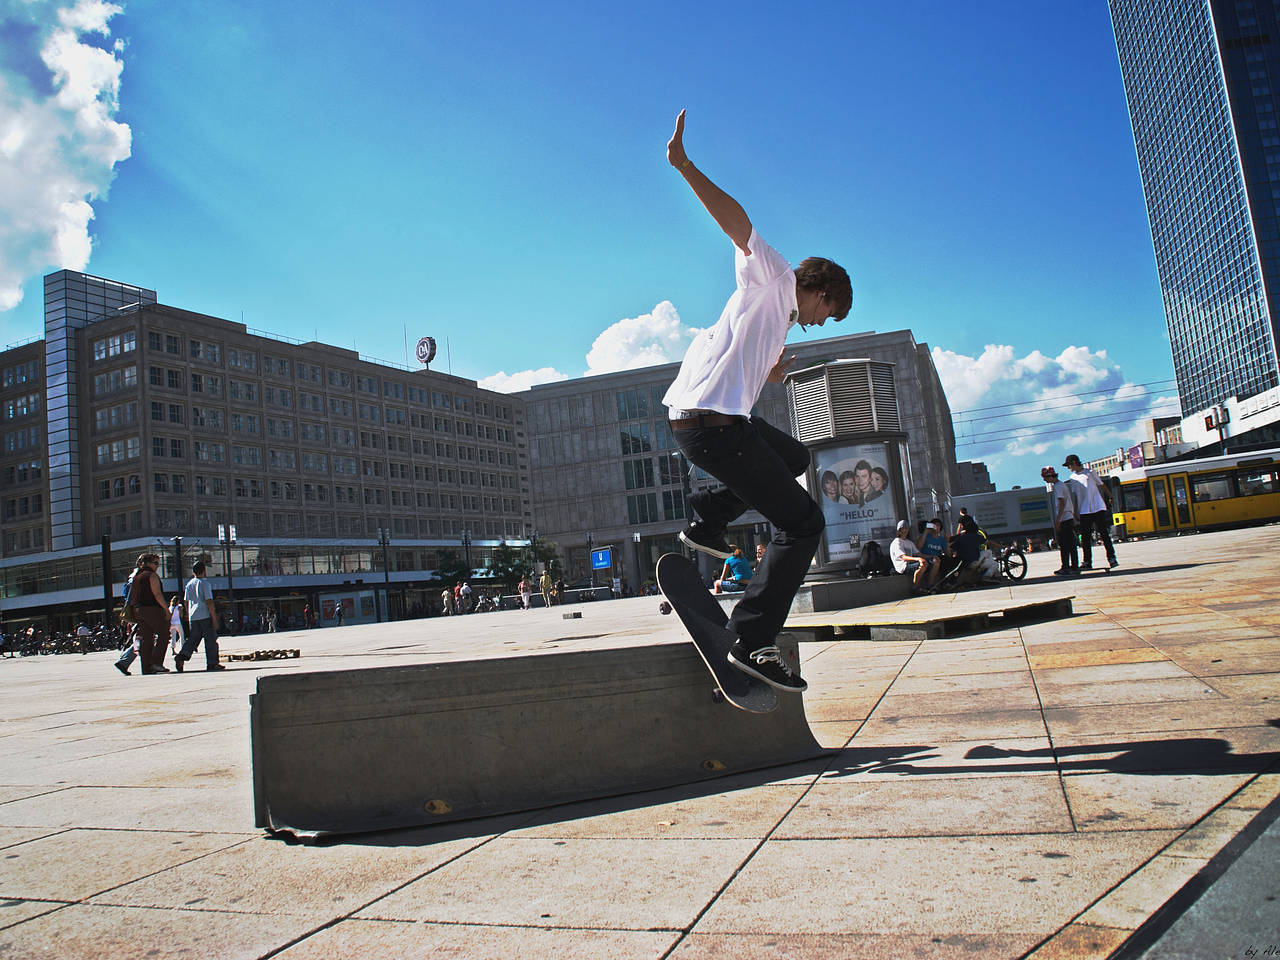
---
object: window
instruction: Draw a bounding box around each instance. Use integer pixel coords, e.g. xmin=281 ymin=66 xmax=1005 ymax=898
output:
xmin=1191 ymin=473 xmax=1235 ymax=502
xmin=1236 ymin=467 xmax=1278 ymax=496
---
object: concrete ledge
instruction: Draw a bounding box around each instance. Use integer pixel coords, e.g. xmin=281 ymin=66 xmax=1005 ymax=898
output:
xmin=715 ymin=575 xmax=910 ymax=618
xmin=785 ymin=595 xmax=1075 ymax=643
xmin=250 ymin=639 xmax=825 ymax=840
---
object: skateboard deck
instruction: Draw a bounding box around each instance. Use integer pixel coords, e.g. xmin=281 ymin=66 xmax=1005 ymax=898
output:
xmin=655 ymin=552 xmax=778 ymax=714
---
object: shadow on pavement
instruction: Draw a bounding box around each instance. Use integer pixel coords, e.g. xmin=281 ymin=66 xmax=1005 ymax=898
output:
xmin=818 ymin=730 xmax=1280 ymax=779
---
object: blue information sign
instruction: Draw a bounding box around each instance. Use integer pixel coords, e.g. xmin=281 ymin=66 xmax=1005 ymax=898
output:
xmin=591 ymin=547 xmax=612 ymax=570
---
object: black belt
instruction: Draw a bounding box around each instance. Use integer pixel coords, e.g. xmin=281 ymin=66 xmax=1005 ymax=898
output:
xmin=670 ymin=412 xmax=743 ymax=430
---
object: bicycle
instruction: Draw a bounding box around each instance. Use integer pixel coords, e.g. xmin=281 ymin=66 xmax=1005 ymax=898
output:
xmin=996 ymin=544 xmax=1028 ymax=581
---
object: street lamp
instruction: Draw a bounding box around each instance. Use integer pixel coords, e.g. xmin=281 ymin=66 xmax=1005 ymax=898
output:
xmin=461 ymin=529 xmax=472 ymax=576
xmin=170 ymin=536 xmax=183 ymax=596
xmin=632 ymin=530 xmax=642 ymax=587
xmin=586 ymin=531 xmax=594 ymax=587
xmin=218 ymin=522 xmax=237 ymax=625
xmin=376 ymin=525 xmax=391 ymax=623
xmin=527 ymin=527 xmax=541 ymax=570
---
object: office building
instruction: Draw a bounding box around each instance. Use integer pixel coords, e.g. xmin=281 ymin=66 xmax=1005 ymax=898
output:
xmin=521 ymin=329 xmax=958 ymax=587
xmin=1110 ymin=0 xmax=1280 ymax=450
xmin=1 ymin=271 xmax=532 ymax=629
xmin=954 ymin=460 xmax=996 ymax=496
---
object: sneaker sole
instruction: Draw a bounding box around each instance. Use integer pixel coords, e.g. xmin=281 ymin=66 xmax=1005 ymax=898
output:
xmin=678 ymin=530 xmax=732 ymax=560
xmin=726 ymin=651 xmax=807 ymax=693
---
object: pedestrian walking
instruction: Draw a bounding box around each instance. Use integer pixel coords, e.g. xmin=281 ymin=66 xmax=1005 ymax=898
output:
xmin=1063 ymin=454 xmax=1118 ymax=570
xmin=127 ymin=553 xmax=170 ymax=674
xmin=175 ymin=560 xmax=224 ymax=672
xmin=168 ymin=597 xmax=185 ymax=658
xmin=540 ymin=570 xmax=553 ymax=608
xmin=1042 ymin=466 xmax=1080 ymax=577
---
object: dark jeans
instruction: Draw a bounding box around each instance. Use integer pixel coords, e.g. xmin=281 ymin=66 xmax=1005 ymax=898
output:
xmin=179 ymin=618 xmax=220 ymax=669
xmin=133 ymin=607 xmax=169 ymax=672
xmin=1056 ymin=519 xmax=1079 ymax=571
xmin=674 ymin=416 xmax=824 ymax=651
xmin=1078 ymin=510 xmax=1116 ymax=567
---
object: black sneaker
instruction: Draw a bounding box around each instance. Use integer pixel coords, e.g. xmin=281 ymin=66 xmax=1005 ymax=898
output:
xmin=1108 ymin=558 xmax=1120 ymax=569
xmin=679 ymin=522 xmax=732 ymax=560
xmin=173 ymin=655 xmax=184 ymax=673
xmin=114 ymin=662 xmax=129 ymax=676
xmin=727 ymin=640 xmax=807 ymax=693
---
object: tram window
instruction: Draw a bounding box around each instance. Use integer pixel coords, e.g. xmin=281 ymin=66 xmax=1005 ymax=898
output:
xmin=1121 ymin=484 xmax=1151 ymax=511
xmin=1236 ymin=468 xmax=1278 ymax=496
xmin=1191 ymin=473 xmax=1235 ymax=502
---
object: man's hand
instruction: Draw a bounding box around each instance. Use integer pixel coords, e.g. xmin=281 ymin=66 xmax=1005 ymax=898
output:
xmin=767 ymin=352 xmax=797 ymax=383
xmin=668 ymin=109 xmax=688 ymax=170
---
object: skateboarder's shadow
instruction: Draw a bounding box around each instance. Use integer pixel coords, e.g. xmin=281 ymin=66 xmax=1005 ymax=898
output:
xmin=820 ymin=721 xmax=1280 ymax=779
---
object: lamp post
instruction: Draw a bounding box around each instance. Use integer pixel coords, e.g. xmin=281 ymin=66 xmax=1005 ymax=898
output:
xmin=376 ymin=525 xmax=391 ymax=623
xmin=171 ymin=536 xmax=183 ymax=596
xmin=528 ymin=528 xmax=541 ymax=572
xmin=218 ymin=523 xmax=237 ymax=626
xmin=632 ymin=530 xmax=642 ymax=587
xmin=586 ymin=531 xmax=594 ymax=587
xmin=461 ymin=529 xmax=472 ymax=576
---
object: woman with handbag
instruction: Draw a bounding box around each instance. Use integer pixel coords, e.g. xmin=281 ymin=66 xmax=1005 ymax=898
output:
xmin=128 ymin=553 xmax=170 ymax=674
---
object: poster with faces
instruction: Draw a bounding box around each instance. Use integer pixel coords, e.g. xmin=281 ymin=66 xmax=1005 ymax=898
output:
xmin=813 ymin=442 xmax=898 ymax=561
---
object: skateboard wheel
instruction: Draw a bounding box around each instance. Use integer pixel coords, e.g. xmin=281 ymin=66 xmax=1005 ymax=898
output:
xmin=659 ymin=602 xmax=672 ymax=615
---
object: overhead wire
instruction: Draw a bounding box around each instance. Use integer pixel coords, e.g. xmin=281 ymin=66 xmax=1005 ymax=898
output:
xmin=951 ymin=377 xmax=1179 ymax=417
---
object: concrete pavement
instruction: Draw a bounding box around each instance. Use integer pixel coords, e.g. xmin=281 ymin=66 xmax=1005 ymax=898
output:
xmin=0 ymin=525 xmax=1276 ymax=958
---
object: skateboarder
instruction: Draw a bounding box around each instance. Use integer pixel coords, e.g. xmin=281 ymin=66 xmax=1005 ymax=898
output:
xmin=661 ymin=110 xmax=852 ymax=693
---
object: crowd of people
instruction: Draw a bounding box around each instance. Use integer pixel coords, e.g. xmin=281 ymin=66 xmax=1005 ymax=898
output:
xmin=881 ymin=452 xmax=1120 ymax=594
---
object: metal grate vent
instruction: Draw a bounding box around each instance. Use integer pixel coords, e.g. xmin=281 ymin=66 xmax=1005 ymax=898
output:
xmin=786 ymin=359 xmax=899 ymax=441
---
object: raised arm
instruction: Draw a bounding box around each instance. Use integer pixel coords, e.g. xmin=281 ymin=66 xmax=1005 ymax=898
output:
xmin=667 ymin=110 xmax=752 ymax=254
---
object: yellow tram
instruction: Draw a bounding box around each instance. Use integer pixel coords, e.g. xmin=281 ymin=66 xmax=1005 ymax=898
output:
xmin=1107 ymin=447 xmax=1280 ymax=537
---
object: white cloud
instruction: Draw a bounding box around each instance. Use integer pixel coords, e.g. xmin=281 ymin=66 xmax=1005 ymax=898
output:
xmin=477 ymin=367 xmax=569 ymax=394
xmin=934 ymin=342 xmax=1181 ymax=486
xmin=0 ymin=0 xmax=131 ymax=311
xmin=584 ymin=300 xmax=703 ymax=376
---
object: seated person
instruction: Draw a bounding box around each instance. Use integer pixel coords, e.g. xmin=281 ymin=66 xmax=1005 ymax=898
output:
xmin=916 ymin=522 xmax=957 ymax=583
xmin=714 ymin=546 xmax=754 ymax=594
xmin=890 ymin=520 xmax=938 ymax=592
xmin=949 ymin=516 xmax=986 ymax=588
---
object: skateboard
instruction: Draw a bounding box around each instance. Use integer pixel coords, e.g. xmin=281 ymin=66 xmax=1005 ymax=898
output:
xmin=655 ymin=552 xmax=778 ymax=714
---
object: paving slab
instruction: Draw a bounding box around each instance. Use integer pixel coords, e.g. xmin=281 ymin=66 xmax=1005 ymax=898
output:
xmin=693 ymin=832 xmax=1178 ymax=936
xmin=357 ymin=837 xmax=758 ymax=929
xmin=272 ymin=919 xmax=681 ymax=960
xmin=0 ymin=903 xmax=321 ymax=960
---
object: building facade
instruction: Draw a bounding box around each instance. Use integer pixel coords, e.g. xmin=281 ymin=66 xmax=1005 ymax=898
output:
xmin=953 ymin=460 xmax=996 ymax=496
xmin=1 ymin=271 xmax=533 ymax=630
xmin=1110 ymin=0 xmax=1280 ymax=450
xmin=521 ymin=329 xmax=958 ymax=587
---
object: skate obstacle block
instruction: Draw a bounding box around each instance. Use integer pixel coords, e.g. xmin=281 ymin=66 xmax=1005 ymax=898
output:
xmin=250 ymin=637 xmax=825 ymax=840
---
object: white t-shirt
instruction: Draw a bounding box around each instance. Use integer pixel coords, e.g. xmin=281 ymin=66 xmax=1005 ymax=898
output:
xmin=889 ymin=535 xmax=922 ymax=573
xmin=184 ymin=576 xmax=214 ymax=622
xmin=1048 ymin=480 xmax=1078 ymax=524
xmin=662 ymin=228 xmax=798 ymax=417
xmin=1067 ymin=468 xmax=1108 ymax=514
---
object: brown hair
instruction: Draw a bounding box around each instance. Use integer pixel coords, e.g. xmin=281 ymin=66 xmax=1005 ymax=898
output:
xmin=795 ymin=257 xmax=852 ymax=320
xmin=136 ymin=553 xmax=158 ymax=569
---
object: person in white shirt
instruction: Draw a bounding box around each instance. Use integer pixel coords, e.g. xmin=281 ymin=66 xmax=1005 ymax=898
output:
xmin=1063 ymin=454 xmax=1118 ymax=569
xmin=661 ymin=110 xmax=851 ymax=693
xmin=1042 ymin=466 xmax=1080 ymax=577
xmin=890 ymin=520 xmax=935 ymax=592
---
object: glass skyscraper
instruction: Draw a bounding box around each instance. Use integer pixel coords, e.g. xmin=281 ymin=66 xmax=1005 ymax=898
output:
xmin=1110 ymin=0 xmax=1280 ymax=424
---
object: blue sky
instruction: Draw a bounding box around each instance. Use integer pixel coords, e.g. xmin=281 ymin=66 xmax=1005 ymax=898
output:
xmin=0 ymin=0 xmax=1179 ymax=489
